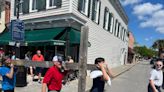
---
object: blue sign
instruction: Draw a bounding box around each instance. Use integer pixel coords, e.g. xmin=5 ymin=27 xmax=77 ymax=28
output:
xmin=10 ymin=19 xmax=25 ymax=41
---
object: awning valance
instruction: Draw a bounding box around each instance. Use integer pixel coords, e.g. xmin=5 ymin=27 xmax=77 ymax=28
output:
xmin=0 ymin=27 xmax=80 ymax=46
xmin=25 ymin=27 xmax=66 ymax=46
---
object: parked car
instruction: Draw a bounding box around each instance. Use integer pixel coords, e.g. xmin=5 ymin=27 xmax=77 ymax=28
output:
xmin=150 ymin=57 xmax=157 ymax=64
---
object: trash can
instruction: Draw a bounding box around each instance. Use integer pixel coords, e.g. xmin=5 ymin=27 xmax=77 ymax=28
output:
xmin=16 ymin=66 xmax=27 ymax=87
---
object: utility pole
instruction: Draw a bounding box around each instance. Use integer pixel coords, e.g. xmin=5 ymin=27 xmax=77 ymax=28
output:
xmin=16 ymin=0 xmax=21 ymax=19
xmin=15 ymin=0 xmax=22 ymax=59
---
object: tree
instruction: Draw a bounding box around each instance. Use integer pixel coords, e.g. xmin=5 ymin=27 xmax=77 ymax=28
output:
xmin=134 ymin=46 xmax=157 ymax=58
xmin=152 ymin=39 xmax=164 ymax=56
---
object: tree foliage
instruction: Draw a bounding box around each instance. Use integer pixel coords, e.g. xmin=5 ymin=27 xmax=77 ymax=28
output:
xmin=134 ymin=46 xmax=157 ymax=57
xmin=152 ymin=39 xmax=164 ymax=56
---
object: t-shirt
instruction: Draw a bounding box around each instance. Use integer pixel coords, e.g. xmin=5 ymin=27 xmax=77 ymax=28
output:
xmin=43 ymin=66 xmax=66 ymax=91
xmin=90 ymin=77 xmax=105 ymax=92
xmin=32 ymin=54 xmax=44 ymax=62
xmin=149 ymin=69 xmax=163 ymax=86
xmin=0 ymin=66 xmax=16 ymax=90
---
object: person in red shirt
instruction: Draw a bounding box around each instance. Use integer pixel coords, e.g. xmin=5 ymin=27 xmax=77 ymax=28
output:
xmin=42 ymin=55 xmax=67 ymax=92
xmin=32 ymin=50 xmax=44 ymax=83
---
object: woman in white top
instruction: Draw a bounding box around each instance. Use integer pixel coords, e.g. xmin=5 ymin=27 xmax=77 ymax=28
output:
xmin=148 ymin=59 xmax=163 ymax=92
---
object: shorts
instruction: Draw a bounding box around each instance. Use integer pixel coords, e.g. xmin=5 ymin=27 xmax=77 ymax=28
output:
xmin=4 ymin=89 xmax=14 ymax=92
xmin=48 ymin=90 xmax=60 ymax=92
xmin=35 ymin=67 xmax=43 ymax=74
xmin=148 ymin=83 xmax=161 ymax=92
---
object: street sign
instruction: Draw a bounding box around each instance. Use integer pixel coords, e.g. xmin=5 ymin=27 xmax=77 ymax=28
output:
xmin=10 ymin=19 xmax=25 ymax=42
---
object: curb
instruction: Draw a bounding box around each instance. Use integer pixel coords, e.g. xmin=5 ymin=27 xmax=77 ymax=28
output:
xmin=85 ymin=62 xmax=139 ymax=92
xmin=112 ymin=64 xmax=136 ymax=79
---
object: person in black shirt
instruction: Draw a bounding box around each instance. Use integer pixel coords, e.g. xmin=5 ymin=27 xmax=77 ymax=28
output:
xmin=90 ymin=57 xmax=113 ymax=92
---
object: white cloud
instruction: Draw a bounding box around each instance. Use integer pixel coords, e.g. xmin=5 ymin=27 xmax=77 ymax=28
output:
xmin=145 ymin=37 xmax=153 ymax=41
xmin=133 ymin=3 xmax=164 ymax=34
xmin=156 ymin=27 xmax=164 ymax=34
xmin=145 ymin=38 xmax=149 ymax=41
xmin=120 ymin=0 xmax=142 ymax=6
xmin=133 ymin=3 xmax=163 ymax=16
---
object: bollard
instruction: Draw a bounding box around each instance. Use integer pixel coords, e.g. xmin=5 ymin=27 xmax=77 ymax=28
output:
xmin=15 ymin=66 xmax=27 ymax=87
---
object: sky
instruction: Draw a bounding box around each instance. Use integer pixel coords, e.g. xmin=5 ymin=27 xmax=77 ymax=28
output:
xmin=120 ymin=0 xmax=164 ymax=47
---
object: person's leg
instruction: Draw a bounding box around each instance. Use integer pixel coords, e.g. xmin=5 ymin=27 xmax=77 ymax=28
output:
xmin=36 ymin=67 xmax=42 ymax=83
xmin=30 ymin=66 xmax=34 ymax=77
xmin=155 ymin=86 xmax=161 ymax=92
xmin=148 ymin=84 xmax=153 ymax=92
xmin=38 ymin=72 xmax=41 ymax=82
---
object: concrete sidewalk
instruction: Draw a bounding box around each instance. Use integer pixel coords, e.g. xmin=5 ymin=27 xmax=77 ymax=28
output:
xmin=60 ymin=62 xmax=137 ymax=92
xmin=15 ymin=62 xmax=138 ymax=92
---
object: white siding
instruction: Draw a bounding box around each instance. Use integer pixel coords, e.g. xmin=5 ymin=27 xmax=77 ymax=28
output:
xmin=9 ymin=0 xmax=129 ymax=68
xmin=72 ymin=0 xmax=128 ymax=68
xmin=10 ymin=0 xmax=71 ymax=21
xmin=0 ymin=11 xmax=6 ymax=33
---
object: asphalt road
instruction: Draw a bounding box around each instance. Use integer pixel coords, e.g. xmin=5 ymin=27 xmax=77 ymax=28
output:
xmin=106 ymin=61 xmax=164 ymax=92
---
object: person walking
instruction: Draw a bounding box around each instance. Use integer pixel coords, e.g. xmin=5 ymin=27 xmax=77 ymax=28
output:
xmin=42 ymin=55 xmax=67 ymax=92
xmin=0 ymin=57 xmax=16 ymax=92
xmin=90 ymin=57 xmax=113 ymax=92
xmin=148 ymin=59 xmax=163 ymax=92
xmin=32 ymin=50 xmax=44 ymax=83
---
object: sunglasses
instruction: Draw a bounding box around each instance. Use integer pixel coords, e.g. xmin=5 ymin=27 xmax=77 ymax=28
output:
xmin=156 ymin=64 xmax=163 ymax=67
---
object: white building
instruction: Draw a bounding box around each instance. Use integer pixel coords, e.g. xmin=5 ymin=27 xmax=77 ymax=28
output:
xmin=10 ymin=0 xmax=129 ymax=67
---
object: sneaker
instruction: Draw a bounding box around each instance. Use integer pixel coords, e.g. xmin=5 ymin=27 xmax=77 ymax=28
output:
xmin=38 ymin=79 xmax=42 ymax=84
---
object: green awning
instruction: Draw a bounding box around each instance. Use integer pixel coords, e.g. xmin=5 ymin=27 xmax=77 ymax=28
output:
xmin=59 ymin=28 xmax=81 ymax=44
xmin=25 ymin=28 xmax=66 ymax=46
xmin=0 ymin=27 xmax=81 ymax=46
xmin=0 ymin=31 xmax=12 ymax=45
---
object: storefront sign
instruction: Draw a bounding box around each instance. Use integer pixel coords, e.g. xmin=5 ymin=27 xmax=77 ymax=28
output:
xmin=10 ymin=19 xmax=25 ymax=42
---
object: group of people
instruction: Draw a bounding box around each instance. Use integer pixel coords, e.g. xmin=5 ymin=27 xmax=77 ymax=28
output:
xmin=42 ymin=56 xmax=113 ymax=92
xmin=1 ymin=48 xmax=163 ymax=92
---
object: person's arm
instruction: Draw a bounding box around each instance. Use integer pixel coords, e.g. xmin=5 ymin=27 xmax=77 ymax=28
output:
xmin=149 ymin=80 xmax=158 ymax=92
xmin=98 ymin=62 xmax=109 ymax=81
xmin=42 ymin=68 xmax=53 ymax=92
xmin=5 ymin=64 xmax=14 ymax=79
xmin=105 ymin=64 xmax=114 ymax=78
xmin=32 ymin=55 xmax=35 ymax=61
xmin=149 ymin=70 xmax=158 ymax=92
xmin=42 ymin=83 xmax=47 ymax=92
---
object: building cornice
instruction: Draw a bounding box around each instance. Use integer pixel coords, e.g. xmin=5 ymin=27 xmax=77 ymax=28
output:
xmin=109 ymin=0 xmax=128 ymax=25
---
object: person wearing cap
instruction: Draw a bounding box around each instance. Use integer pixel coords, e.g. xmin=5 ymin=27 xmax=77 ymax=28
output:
xmin=0 ymin=57 xmax=16 ymax=92
xmin=42 ymin=56 xmax=67 ymax=92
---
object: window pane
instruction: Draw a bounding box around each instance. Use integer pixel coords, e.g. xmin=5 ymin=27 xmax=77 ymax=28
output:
xmin=105 ymin=13 xmax=109 ymax=30
xmin=110 ymin=17 xmax=114 ymax=33
xmin=82 ymin=0 xmax=85 ymax=12
xmin=32 ymin=0 xmax=37 ymax=10
xmin=49 ymin=0 xmax=53 ymax=6
xmin=19 ymin=3 xmax=23 ymax=13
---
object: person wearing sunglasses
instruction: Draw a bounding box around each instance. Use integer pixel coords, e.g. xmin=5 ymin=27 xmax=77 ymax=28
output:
xmin=148 ymin=59 xmax=163 ymax=92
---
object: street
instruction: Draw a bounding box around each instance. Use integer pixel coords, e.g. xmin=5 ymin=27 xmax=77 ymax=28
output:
xmin=15 ymin=60 xmax=164 ymax=92
xmin=106 ymin=60 xmax=164 ymax=92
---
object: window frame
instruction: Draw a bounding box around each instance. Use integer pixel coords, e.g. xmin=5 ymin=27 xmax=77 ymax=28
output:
xmin=81 ymin=0 xmax=89 ymax=16
xmin=18 ymin=2 xmax=23 ymax=15
xmin=103 ymin=7 xmax=109 ymax=30
xmin=114 ymin=19 xmax=118 ymax=36
xmin=46 ymin=0 xmax=57 ymax=9
xmin=29 ymin=0 xmax=37 ymax=13
xmin=92 ymin=0 xmax=101 ymax=24
xmin=109 ymin=13 xmax=114 ymax=33
xmin=117 ymin=22 xmax=120 ymax=38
